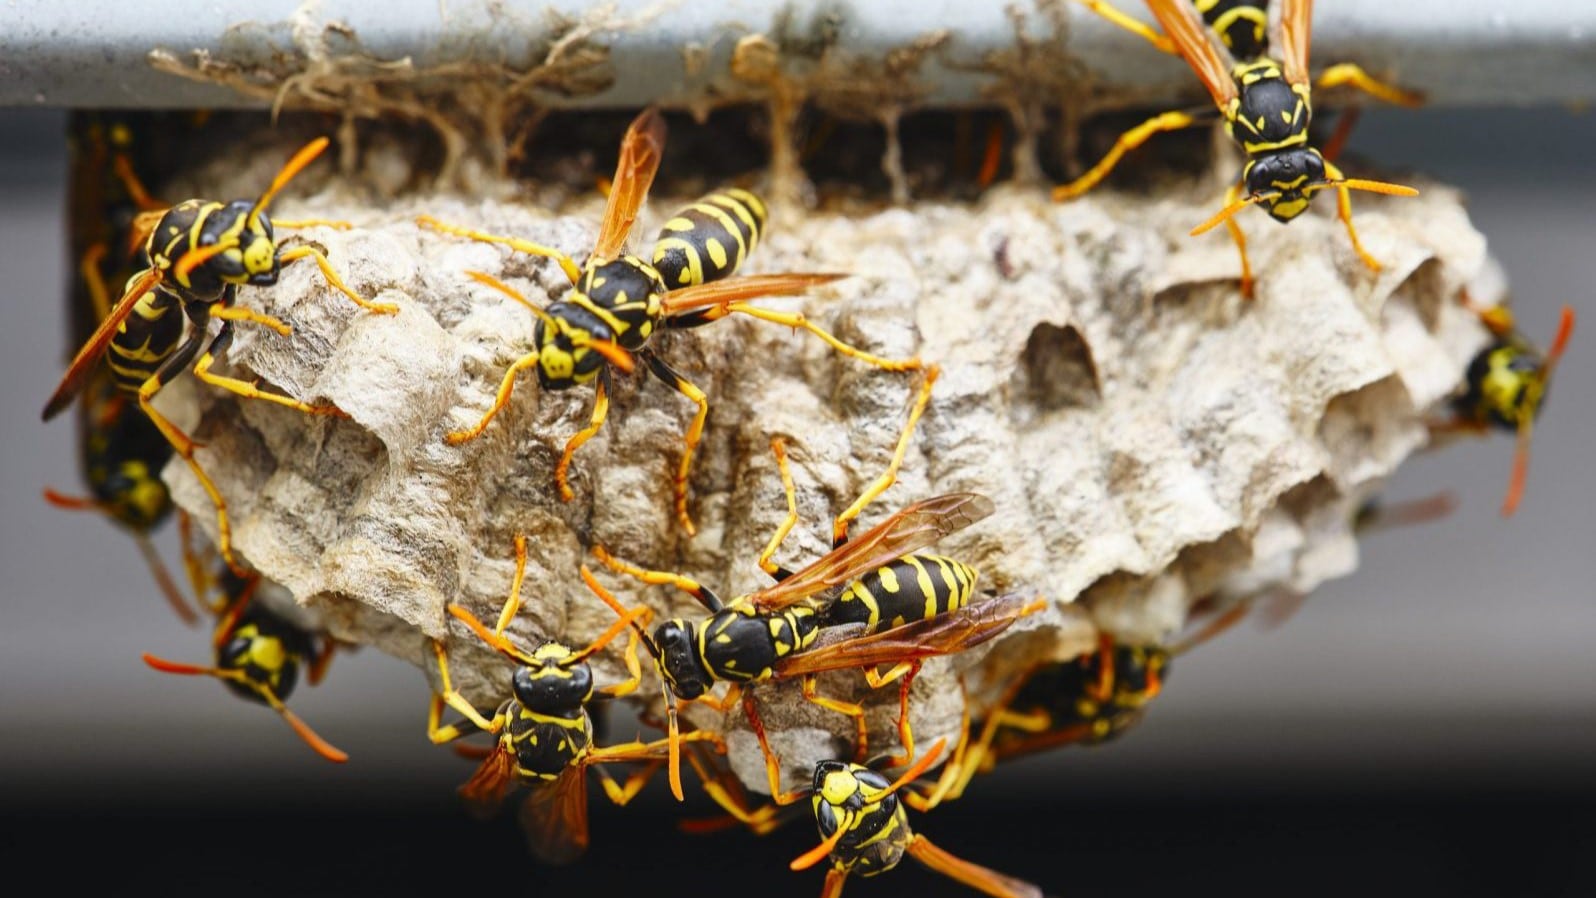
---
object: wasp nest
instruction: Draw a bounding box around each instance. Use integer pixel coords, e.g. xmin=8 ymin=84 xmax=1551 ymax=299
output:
xmin=155 ymin=128 xmax=1489 ymax=796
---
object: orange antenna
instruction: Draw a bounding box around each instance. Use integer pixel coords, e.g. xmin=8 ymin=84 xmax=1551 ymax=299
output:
xmin=250 ymin=137 xmax=330 ymax=231
xmin=172 ymin=240 xmax=232 ymax=282
xmin=464 ymin=270 xmax=636 ymax=374
xmin=1502 ymin=305 xmax=1575 ymax=518
xmin=1325 ymin=177 xmax=1419 ymax=198
xmin=141 ymin=652 xmax=348 ymax=762
xmin=1190 ymin=192 xmax=1275 ymax=236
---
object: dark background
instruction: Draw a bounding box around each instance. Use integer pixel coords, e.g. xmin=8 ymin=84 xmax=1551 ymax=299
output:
xmin=2 ymin=106 xmax=1593 ymax=895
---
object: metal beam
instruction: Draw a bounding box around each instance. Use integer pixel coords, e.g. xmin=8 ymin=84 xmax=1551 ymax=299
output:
xmin=1 ymin=1 xmax=1593 ymax=108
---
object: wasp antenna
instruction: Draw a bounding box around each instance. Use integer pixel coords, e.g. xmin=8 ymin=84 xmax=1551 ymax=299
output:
xmin=1190 ymin=192 xmax=1272 ymax=236
xmin=1501 ymin=417 xmax=1536 ymax=518
xmin=583 ymin=337 xmax=637 ymax=374
xmin=250 ymin=136 xmax=330 ymax=230
xmin=791 ymin=820 xmax=850 ymax=871
xmin=173 ymin=240 xmax=234 ymax=282
xmin=885 ymin=737 xmax=947 ymax=795
xmin=666 ymin=687 xmax=685 ymax=801
xmin=1331 ymin=178 xmax=1420 ymax=198
xmin=1543 ymin=305 xmax=1577 ymax=374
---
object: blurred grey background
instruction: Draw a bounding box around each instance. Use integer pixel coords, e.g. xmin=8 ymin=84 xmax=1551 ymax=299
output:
xmin=1 ymin=106 xmax=1592 ymax=893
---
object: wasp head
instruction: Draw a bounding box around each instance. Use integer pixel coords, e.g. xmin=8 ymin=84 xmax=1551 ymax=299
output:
xmin=534 ymin=302 xmax=614 ymax=390
xmin=511 ymin=643 xmax=594 ymax=712
xmin=195 ymin=199 xmax=280 ymax=286
xmin=652 ymin=619 xmax=712 ymax=700
xmin=99 ymin=461 xmax=171 ymax=531
xmin=1243 ymin=148 xmax=1327 ymax=223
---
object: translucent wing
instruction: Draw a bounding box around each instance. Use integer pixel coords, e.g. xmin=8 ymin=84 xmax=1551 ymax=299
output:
xmin=592 ymin=109 xmax=667 ymax=262
xmin=746 ymin=493 xmax=995 ymax=613
xmin=517 ymin=765 xmax=591 ymax=866
xmin=1145 ymin=0 xmax=1239 ymax=109
xmin=456 ymin=741 xmax=519 ymax=819
xmin=659 ymin=273 xmax=848 ymax=316
xmin=1270 ymin=0 xmax=1313 ymax=87
xmin=773 ymin=592 xmax=1037 ymax=677
xmin=42 ymin=268 xmax=163 ymax=420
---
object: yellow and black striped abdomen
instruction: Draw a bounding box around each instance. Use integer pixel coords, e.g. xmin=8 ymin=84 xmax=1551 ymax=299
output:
xmin=1194 ymin=0 xmax=1268 ymax=60
xmin=822 ymin=554 xmax=979 ymax=634
xmin=650 ymin=188 xmax=767 ymax=289
xmin=105 ymin=288 xmax=185 ymax=394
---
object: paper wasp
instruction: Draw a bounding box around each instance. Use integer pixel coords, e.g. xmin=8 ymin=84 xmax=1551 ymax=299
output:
xmin=908 ymin=636 xmax=1171 ymax=810
xmin=787 ymin=740 xmax=1044 ymax=898
xmin=588 ymin=424 xmax=1041 ymax=804
xmin=418 ymin=108 xmax=921 ymax=534
xmin=1057 ymin=0 xmax=1422 ymax=297
xmin=426 ymin=535 xmax=720 ymax=864
xmin=41 ymin=136 xmax=397 ymax=573
xmin=142 ymin=567 xmax=348 ymax=762
xmin=1440 ymin=294 xmax=1575 ymax=517
xmin=48 ymin=120 xmax=208 ymax=624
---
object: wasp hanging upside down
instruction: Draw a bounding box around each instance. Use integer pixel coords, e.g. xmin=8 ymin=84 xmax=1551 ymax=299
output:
xmin=788 ymin=741 xmax=1044 ymax=898
xmin=42 ymin=137 xmax=397 ymax=572
xmin=419 ymin=108 xmax=922 ymax=534
xmin=427 ymin=535 xmax=720 ymax=864
xmin=1440 ymin=294 xmax=1575 ymax=517
xmin=1057 ymin=0 xmax=1422 ymax=297
xmin=142 ymin=568 xmax=348 ymax=762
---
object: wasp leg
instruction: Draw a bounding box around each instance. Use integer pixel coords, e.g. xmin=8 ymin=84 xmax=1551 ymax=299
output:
xmin=1219 ymin=181 xmax=1256 ymax=299
xmin=133 ymin=532 xmax=201 ymax=627
xmin=428 ymin=640 xmax=502 ymax=739
xmin=275 ymin=244 xmax=399 ymax=314
xmin=192 ymin=323 xmax=348 ymax=418
xmin=1052 ymin=110 xmax=1202 ymax=202
xmin=904 ymin=834 xmax=1044 ymax=898
xmin=858 ymin=659 xmax=924 ymax=767
xmin=590 ymin=543 xmax=726 ymax=613
xmin=111 ymin=153 xmax=164 ymax=212
xmin=681 ymin=742 xmax=785 ymax=834
xmin=272 ymin=218 xmax=353 ymax=230
xmin=742 ymin=690 xmax=812 ymax=805
xmin=1320 ymin=107 xmax=1362 ymax=165
xmin=832 ymin=365 xmax=939 ymax=547
xmin=977 ymin=119 xmax=1006 ymax=189
xmin=207 ymin=302 xmax=291 ymax=337
xmin=1323 ymin=161 xmax=1381 ymax=275
xmin=80 ymin=243 xmax=114 ymax=322
xmin=640 ymin=352 xmax=711 ymax=535
xmin=415 ymin=215 xmax=583 ymax=285
xmin=554 ymin=365 xmax=613 ymax=504
xmin=1073 ymin=0 xmax=1176 ymax=54
xmin=589 ymin=730 xmax=721 ymax=804
xmin=176 ymin=511 xmax=221 ymax=615
xmin=445 ymin=349 xmax=542 ymax=445
xmin=496 ymin=534 xmax=533 ymax=635
xmin=1315 ymin=63 xmax=1425 ymax=108
xmin=1456 ymin=288 xmax=1518 ymax=337
xmin=757 ymin=437 xmax=801 ymax=580
xmin=719 ymin=303 xmax=922 ymax=373
xmin=136 ymin=329 xmax=244 ymax=575
xmin=821 ymin=868 xmax=849 ymax=898
xmin=800 ymin=674 xmax=870 ymax=762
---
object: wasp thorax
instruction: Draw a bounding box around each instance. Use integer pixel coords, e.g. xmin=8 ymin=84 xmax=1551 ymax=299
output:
xmin=511 ymin=645 xmax=594 ymax=711
xmin=1245 ymin=149 xmax=1327 ymax=223
xmin=575 ymin=257 xmax=665 ymax=352
xmin=653 ymin=619 xmax=711 ymax=699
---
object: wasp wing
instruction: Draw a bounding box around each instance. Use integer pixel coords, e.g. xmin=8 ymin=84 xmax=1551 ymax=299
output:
xmin=659 ymin=273 xmax=848 ymax=316
xmin=746 ymin=493 xmax=995 ymax=613
xmin=1269 ymin=0 xmax=1313 ymax=87
xmin=42 ymin=267 xmax=163 ymax=420
xmin=773 ymin=592 xmax=1036 ymax=678
xmin=1145 ymin=0 xmax=1239 ymax=109
xmin=517 ymin=765 xmax=591 ymax=866
xmin=592 ymin=108 xmax=667 ymax=262
xmin=456 ymin=740 xmax=519 ymax=819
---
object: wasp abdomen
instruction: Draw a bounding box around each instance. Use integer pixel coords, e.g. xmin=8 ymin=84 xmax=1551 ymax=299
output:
xmin=1195 ymin=0 xmax=1269 ymax=60
xmin=105 ymin=290 xmax=184 ymax=395
xmin=651 ymin=189 xmax=768 ymax=289
xmin=823 ymin=554 xmax=979 ymax=634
